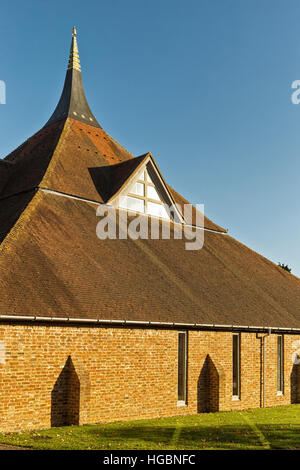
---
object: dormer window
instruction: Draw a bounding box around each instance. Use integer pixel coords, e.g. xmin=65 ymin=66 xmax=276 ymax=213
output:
xmin=119 ymin=168 xmax=171 ymax=220
xmin=108 ymin=154 xmax=183 ymax=223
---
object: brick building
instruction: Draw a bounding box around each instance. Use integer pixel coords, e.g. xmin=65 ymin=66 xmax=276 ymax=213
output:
xmin=1 ymin=28 xmax=300 ymax=432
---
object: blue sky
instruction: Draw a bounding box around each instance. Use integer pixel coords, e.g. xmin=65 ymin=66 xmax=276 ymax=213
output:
xmin=1 ymin=0 xmax=300 ymax=276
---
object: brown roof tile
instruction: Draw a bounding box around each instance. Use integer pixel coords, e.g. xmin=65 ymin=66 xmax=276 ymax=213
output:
xmin=38 ymin=118 xmax=136 ymax=202
xmin=0 ymin=122 xmax=64 ymax=199
xmin=0 ymin=190 xmax=36 ymax=243
xmin=168 ymin=186 xmax=226 ymax=233
xmin=1 ymin=190 xmax=300 ymax=328
xmin=88 ymin=155 xmax=148 ymax=203
xmin=0 ymin=117 xmax=225 ymax=240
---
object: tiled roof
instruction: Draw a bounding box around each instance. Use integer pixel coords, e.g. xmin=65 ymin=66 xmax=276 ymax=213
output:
xmin=1 ymin=27 xmax=298 ymax=327
xmin=89 ymin=154 xmax=148 ymax=203
xmin=39 ymin=119 xmax=137 ymax=202
xmin=0 ymin=190 xmax=36 ymax=243
xmin=0 ymin=117 xmax=225 ymax=243
xmin=1 ymin=189 xmax=300 ymax=328
xmin=0 ymin=121 xmax=64 ymax=199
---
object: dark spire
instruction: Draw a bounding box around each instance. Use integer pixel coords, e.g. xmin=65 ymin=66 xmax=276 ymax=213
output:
xmin=45 ymin=27 xmax=101 ymax=128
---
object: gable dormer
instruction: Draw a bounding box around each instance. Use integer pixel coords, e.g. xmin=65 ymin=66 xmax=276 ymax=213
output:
xmin=109 ymin=154 xmax=183 ymax=223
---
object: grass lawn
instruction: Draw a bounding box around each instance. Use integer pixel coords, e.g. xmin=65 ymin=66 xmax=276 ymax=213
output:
xmin=0 ymin=405 xmax=300 ymax=450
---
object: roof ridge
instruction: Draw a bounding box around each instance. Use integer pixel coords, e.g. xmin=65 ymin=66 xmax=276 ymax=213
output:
xmin=38 ymin=119 xmax=70 ymax=189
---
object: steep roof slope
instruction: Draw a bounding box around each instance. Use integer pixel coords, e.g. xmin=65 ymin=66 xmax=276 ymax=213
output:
xmin=0 ymin=190 xmax=36 ymax=243
xmin=1 ymin=189 xmax=300 ymax=328
xmin=0 ymin=117 xmax=224 ymax=242
xmin=1 ymin=28 xmax=299 ymax=329
xmin=0 ymin=122 xmax=64 ymax=198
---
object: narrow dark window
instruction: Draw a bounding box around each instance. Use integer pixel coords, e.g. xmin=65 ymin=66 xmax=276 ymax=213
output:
xmin=232 ymin=333 xmax=240 ymax=398
xmin=277 ymin=335 xmax=284 ymax=394
xmin=178 ymin=332 xmax=187 ymax=404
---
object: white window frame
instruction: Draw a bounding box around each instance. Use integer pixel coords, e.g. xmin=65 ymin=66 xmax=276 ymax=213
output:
xmin=111 ymin=156 xmax=184 ymax=223
xmin=126 ymin=169 xmax=170 ymax=219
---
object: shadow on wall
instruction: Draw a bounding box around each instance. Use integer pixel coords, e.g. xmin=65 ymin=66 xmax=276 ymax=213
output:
xmin=197 ymin=354 xmax=224 ymax=413
xmin=291 ymin=362 xmax=300 ymax=404
xmin=51 ymin=356 xmax=80 ymax=427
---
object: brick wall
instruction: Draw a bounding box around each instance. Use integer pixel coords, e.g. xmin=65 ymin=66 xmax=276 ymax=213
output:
xmin=0 ymin=323 xmax=299 ymax=432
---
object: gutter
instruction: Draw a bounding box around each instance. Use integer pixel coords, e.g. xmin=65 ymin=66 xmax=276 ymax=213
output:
xmin=0 ymin=315 xmax=299 ymax=333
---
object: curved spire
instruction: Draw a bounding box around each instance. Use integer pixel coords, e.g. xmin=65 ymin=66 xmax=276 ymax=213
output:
xmin=45 ymin=27 xmax=101 ymax=129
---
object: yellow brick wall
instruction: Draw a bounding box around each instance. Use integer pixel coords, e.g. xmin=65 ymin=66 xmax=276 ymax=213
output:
xmin=0 ymin=323 xmax=299 ymax=432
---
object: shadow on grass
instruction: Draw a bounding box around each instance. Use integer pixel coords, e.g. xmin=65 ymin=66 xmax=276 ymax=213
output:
xmin=86 ymin=423 xmax=300 ymax=450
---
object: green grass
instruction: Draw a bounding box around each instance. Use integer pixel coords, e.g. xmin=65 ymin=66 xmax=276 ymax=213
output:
xmin=1 ymin=405 xmax=300 ymax=450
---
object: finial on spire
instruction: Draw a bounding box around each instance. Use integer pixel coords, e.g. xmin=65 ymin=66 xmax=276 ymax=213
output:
xmin=68 ymin=26 xmax=81 ymax=71
xmin=45 ymin=26 xmax=101 ymax=128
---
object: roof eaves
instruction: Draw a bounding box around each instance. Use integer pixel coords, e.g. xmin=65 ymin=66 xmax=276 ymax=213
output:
xmin=0 ymin=314 xmax=300 ymax=333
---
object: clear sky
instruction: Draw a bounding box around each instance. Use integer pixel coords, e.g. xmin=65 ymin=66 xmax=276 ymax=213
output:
xmin=1 ymin=0 xmax=300 ymax=276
